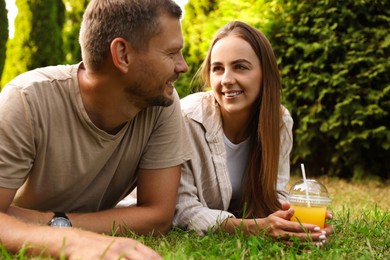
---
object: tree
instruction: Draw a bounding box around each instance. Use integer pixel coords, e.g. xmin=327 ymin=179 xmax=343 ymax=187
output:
xmin=0 ymin=0 xmax=8 ymax=85
xmin=269 ymin=0 xmax=390 ymax=179
xmin=180 ymin=0 xmax=390 ymax=179
xmin=62 ymin=0 xmax=89 ymax=64
xmin=1 ymin=0 xmax=65 ymax=87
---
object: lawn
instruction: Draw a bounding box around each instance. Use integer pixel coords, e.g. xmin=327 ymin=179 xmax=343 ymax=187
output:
xmin=142 ymin=176 xmax=390 ymax=259
xmin=1 ymin=176 xmax=389 ymax=259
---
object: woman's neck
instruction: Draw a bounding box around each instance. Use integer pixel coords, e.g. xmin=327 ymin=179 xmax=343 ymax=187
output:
xmin=221 ymin=110 xmax=253 ymax=144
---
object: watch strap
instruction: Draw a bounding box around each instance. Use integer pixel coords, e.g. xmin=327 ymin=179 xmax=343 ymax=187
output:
xmin=54 ymin=212 xmax=69 ymax=219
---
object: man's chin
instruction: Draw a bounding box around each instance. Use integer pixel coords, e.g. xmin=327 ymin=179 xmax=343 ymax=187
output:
xmin=151 ymin=95 xmax=173 ymax=107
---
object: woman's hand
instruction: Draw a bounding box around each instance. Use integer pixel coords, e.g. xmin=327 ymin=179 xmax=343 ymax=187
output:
xmin=222 ymin=202 xmax=333 ymax=245
xmin=260 ymin=205 xmax=326 ymax=241
xmin=272 ymin=202 xmax=333 ymax=244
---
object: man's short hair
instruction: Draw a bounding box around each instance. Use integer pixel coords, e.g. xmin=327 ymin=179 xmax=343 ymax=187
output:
xmin=79 ymin=0 xmax=182 ymax=71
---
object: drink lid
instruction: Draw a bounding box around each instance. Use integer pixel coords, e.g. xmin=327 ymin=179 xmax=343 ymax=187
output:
xmin=288 ymin=179 xmax=332 ymax=206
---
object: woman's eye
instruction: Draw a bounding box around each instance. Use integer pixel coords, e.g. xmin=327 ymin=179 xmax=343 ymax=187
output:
xmin=235 ymin=64 xmax=247 ymax=70
xmin=211 ymin=66 xmax=222 ymax=72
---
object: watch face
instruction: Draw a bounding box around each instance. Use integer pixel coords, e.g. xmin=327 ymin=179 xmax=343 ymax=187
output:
xmin=50 ymin=217 xmax=72 ymax=227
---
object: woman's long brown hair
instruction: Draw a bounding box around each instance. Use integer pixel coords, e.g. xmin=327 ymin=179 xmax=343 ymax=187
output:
xmin=195 ymin=21 xmax=282 ymax=218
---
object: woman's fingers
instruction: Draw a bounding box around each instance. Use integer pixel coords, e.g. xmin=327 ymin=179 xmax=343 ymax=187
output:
xmin=264 ymin=213 xmax=330 ymax=242
xmin=280 ymin=202 xmax=291 ymax=211
xmin=323 ymin=223 xmax=334 ymax=234
xmin=271 ymin=208 xmax=294 ymax=221
xmin=325 ymin=210 xmax=333 ymax=220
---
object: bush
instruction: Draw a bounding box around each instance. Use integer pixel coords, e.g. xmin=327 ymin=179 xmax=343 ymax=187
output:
xmin=0 ymin=0 xmax=8 ymax=82
xmin=1 ymin=0 xmax=65 ymax=87
xmin=62 ymin=0 xmax=90 ymax=65
xmin=269 ymin=0 xmax=390 ymax=179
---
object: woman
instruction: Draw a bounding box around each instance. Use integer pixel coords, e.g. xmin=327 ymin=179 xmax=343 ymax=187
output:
xmin=174 ymin=21 xmax=332 ymax=243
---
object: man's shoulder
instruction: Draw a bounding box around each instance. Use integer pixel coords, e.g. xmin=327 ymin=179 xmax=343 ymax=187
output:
xmin=5 ymin=64 xmax=79 ymax=92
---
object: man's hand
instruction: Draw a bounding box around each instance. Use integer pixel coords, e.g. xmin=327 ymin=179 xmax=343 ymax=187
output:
xmin=63 ymin=229 xmax=162 ymax=260
xmin=0 ymin=211 xmax=162 ymax=259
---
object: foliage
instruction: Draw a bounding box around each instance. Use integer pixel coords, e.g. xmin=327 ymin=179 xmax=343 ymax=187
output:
xmin=269 ymin=0 xmax=390 ymax=179
xmin=177 ymin=0 xmax=390 ymax=180
xmin=1 ymin=0 xmax=65 ymax=88
xmin=62 ymin=0 xmax=89 ymax=64
xmin=0 ymin=0 xmax=8 ymax=81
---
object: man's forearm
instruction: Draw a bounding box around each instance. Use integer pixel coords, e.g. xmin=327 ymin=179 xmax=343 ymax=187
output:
xmin=69 ymin=205 xmax=173 ymax=235
xmin=7 ymin=206 xmax=52 ymax=225
xmin=0 ymin=211 xmax=162 ymax=259
xmin=8 ymin=205 xmax=173 ymax=235
xmin=0 ymin=212 xmax=68 ymax=257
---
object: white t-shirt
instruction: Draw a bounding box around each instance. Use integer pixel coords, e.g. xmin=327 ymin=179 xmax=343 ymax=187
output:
xmin=223 ymin=134 xmax=251 ymax=210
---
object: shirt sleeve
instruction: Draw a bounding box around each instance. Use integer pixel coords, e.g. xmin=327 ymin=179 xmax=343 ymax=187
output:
xmin=173 ymin=160 xmax=235 ymax=235
xmin=277 ymin=107 xmax=294 ymax=202
xmin=0 ymin=85 xmax=35 ymax=189
xmin=139 ymin=90 xmax=192 ymax=169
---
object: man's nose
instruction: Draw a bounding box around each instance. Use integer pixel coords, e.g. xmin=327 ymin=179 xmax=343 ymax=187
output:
xmin=176 ymin=54 xmax=188 ymax=73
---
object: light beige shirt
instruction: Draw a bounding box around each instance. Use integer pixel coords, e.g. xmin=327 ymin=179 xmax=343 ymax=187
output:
xmin=0 ymin=64 xmax=191 ymax=212
xmin=173 ymin=91 xmax=293 ymax=234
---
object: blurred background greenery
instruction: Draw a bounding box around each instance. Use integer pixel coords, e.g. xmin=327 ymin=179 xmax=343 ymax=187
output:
xmin=0 ymin=0 xmax=389 ymax=180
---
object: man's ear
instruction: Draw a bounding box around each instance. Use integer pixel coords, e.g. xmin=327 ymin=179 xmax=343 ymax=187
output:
xmin=110 ymin=38 xmax=132 ymax=74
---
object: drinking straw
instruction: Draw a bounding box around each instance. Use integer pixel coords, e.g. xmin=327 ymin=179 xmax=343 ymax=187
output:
xmin=300 ymin=163 xmax=311 ymax=207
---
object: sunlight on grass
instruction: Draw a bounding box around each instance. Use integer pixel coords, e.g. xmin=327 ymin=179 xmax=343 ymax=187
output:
xmin=1 ymin=177 xmax=389 ymax=259
xmin=288 ymin=175 xmax=389 ymax=218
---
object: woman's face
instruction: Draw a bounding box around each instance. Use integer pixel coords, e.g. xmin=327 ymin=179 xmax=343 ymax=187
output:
xmin=210 ymin=35 xmax=262 ymax=117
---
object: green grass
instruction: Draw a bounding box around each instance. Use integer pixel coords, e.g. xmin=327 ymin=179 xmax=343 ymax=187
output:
xmin=1 ymin=176 xmax=389 ymax=259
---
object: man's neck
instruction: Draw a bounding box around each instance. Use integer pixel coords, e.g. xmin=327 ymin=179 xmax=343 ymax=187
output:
xmin=77 ymin=63 xmax=141 ymax=134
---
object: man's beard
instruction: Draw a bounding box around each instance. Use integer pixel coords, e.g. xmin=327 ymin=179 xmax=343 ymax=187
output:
xmin=125 ymin=83 xmax=174 ymax=109
xmin=149 ymin=95 xmax=174 ymax=107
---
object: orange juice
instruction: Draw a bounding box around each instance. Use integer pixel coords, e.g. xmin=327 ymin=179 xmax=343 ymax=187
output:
xmin=290 ymin=205 xmax=327 ymax=228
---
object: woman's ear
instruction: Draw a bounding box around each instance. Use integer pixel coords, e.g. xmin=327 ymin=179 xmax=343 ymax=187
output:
xmin=110 ymin=38 xmax=131 ymax=74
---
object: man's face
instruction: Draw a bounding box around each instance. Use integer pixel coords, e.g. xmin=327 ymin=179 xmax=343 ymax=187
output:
xmin=125 ymin=14 xmax=188 ymax=108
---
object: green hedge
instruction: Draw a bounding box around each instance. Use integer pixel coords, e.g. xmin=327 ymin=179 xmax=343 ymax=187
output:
xmin=269 ymin=0 xmax=390 ymax=179
xmin=1 ymin=0 xmax=65 ymax=87
xmin=177 ymin=0 xmax=390 ymax=179
xmin=62 ymin=0 xmax=89 ymax=64
xmin=0 ymin=0 xmax=8 ymax=81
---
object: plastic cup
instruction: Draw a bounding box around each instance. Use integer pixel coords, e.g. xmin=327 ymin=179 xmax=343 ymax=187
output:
xmin=288 ymin=179 xmax=331 ymax=228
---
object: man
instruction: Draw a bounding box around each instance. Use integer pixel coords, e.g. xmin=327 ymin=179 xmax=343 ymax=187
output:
xmin=0 ymin=0 xmax=190 ymax=258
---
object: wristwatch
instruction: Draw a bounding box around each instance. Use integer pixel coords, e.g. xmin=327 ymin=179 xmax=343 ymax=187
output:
xmin=48 ymin=212 xmax=72 ymax=227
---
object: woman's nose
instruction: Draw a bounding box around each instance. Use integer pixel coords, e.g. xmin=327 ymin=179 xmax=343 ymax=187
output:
xmin=221 ymin=70 xmax=235 ymax=86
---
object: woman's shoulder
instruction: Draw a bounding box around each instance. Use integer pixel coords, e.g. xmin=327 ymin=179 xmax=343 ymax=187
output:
xmin=180 ymin=91 xmax=214 ymax=115
xmin=280 ymin=105 xmax=293 ymax=128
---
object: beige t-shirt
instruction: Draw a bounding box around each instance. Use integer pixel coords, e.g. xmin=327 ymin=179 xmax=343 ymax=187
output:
xmin=0 ymin=64 xmax=191 ymax=212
